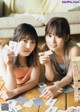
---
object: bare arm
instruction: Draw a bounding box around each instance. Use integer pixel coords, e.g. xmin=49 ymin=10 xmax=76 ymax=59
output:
xmin=0 ymin=49 xmax=17 ymax=90
xmin=39 ymin=52 xmax=54 ymax=81
xmin=45 ymin=62 xmax=54 ymax=81
xmin=56 ymin=45 xmax=80 ymax=89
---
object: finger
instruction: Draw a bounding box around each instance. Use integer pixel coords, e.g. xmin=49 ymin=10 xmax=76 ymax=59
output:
xmin=42 ymin=88 xmax=47 ymax=93
xmin=46 ymin=94 xmax=53 ymax=99
xmin=43 ymin=91 xmax=51 ymax=98
xmin=40 ymin=89 xmax=48 ymax=98
xmin=38 ymin=52 xmax=44 ymax=56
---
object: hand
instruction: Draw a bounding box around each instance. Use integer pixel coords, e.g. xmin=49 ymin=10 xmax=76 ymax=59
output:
xmin=40 ymin=85 xmax=59 ymax=99
xmin=0 ymin=89 xmax=17 ymax=100
xmin=38 ymin=52 xmax=50 ymax=65
xmin=2 ymin=47 xmax=14 ymax=65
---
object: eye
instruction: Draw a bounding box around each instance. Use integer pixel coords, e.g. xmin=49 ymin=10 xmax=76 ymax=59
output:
xmin=31 ymin=40 xmax=36 ymax=44
xmin=47 ymin=33 xmax=52 ymax=37
xmin=23 ymin=39 xmax=27 ymax=43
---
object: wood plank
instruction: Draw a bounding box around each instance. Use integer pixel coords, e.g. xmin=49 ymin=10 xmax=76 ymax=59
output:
xmin=67 ymin=92 xmax=80 ymax=107
xmin=0 ymin=76 xmax=4 ymax=90
xmin=19 ymin=87 xmax=40 ymax=112
xmin=39 ymin=93 xmax=66 ymax=112
xmin=0 ymin=85 xmax=40 ymax=112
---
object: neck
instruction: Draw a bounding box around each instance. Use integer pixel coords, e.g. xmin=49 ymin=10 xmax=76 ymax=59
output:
xmin=18 ymin=55 xmax=27 ymax=67
xmin=54 ymin=48 xmax=65 ymax=63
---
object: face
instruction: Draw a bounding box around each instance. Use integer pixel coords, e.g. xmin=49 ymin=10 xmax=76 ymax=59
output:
xmin=45 ymin=33 xmax=65 ymax=52
xmin=18 ymin=36 xmax=36 ymax=56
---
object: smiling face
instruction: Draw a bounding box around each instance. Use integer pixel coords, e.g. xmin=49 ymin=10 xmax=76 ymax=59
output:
xmin=18 ymin=36 xmax=36 ymax=57
xmin=45 ymin=33 xmax=65 ymax=52
xmin=45 ymin=17 xmax=70 ymax=52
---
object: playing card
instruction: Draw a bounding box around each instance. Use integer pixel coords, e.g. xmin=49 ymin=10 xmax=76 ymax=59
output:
xmin=57 ymin=110 xmax=66 ymax=112
xmin=44 ymin=50 xmax=53 ymax=56
xmin=33 ymin=98 xmax=44 ymax=106
xmin=62 ymin=85 xmax=74 ymax=93
xmin=14 ymin=105 xmax=22 ymax=111
xmin=76 ymin=106 xmax=80 ymax=111
xmin=46 ymin=98 xmax=57 ymax=106
xmin=15 ymin=96 xmax=28 ymax=104
xmin=9 ymin=41 xmax=20 ymax=56
xmin=7 ymin=99 xmax=17 ymax=108
xmin=46 ymin=106 xmax=58 ymax=112
xmin=38 ymin=82 xmax=47 ymax=88
xmin=23 ymin=99 xmax=34 ymax=107
xmin=38 ymin=86 xmax=45 ymax=93
xmin=66 ymin=106 xmax=76 ymax=112
xmin=3 ymin=45 xmax=13 ymax=52
xmin=53 ymin=81 xmax=60 ymax=85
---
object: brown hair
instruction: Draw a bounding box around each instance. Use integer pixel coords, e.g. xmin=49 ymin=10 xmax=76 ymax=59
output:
xmin=12 ymin=23 xmax=38 ymax=67
xmin=45 ymin=17 xmax=70 ymax=42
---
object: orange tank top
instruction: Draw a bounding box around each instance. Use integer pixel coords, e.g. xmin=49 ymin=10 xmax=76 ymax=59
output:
xmin=14 ymin=67 xmax=32 ymax=84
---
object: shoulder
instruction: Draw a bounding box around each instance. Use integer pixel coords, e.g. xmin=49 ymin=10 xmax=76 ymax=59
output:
xmin=68 ymin=44 xmax=80 ymax=59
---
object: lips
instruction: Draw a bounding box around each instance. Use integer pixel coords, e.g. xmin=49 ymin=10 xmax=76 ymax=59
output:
xmin=24 ymin=50 xmax=30 ymax=53
xmin=50 ymin=44 xmax=57 ymax=48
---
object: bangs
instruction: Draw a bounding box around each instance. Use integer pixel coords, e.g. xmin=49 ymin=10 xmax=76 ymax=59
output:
xmin=13 ymin=30 xmax=38 ymax=43
xmin=46 ymin=23 xmax=65 ymax=37
xmin=45 ymin=17 xmax=70 ymax=38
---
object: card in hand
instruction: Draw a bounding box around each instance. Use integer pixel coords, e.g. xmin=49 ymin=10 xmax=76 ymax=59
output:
xmin=9 ymin=41 xmax=20 ymax=56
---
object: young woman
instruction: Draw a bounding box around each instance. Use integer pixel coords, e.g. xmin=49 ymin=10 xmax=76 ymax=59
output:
xmin=0 ymin=23 xmax=40 ymax=100
xmin=39 ymin=17 xmax=80 ymax=99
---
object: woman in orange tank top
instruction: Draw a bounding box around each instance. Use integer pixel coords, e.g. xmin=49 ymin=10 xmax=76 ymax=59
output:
xmin=0 ymin=23 xmax=40 ymax=100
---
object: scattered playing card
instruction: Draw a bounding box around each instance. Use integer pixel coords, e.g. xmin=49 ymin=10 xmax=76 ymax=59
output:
xmin=7 ymin=99 xmax=17 ymax=107
xmin=23 ymin=99 xmax=34 ymax=107
xmin=57 ymin=110 xmax=66 ymax=112
xmin=66 ymin=106 xmax=76 ymax=112
xmin=46 ymin=106 xmax=58 ymax=112
xmin=46 ymin=98 xmax=57 ymax=106
xmin=62 ymin=85 xmax=74 ymax=93
xmin=38 ymin=86 xmax=45 ymax=93
xmin=14 ymin=105 xmax=22 ymax=111
xmin=15 ymin=96 xmax=28 ymax=104
xmin=33 ymin=98 xmax=44 ymax=106
xmin=38 ymin=82 xmax=47 ymax=88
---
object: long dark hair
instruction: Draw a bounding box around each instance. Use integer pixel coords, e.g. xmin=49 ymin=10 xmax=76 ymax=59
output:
xmin=45 ymin=17 xmax=70 ymax=43
xmin=12 ymin=23 xmax=38 ymax=67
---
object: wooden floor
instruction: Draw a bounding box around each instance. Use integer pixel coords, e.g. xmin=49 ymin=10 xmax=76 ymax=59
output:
xmin=0 ymin=76 xmax=80 ymax=112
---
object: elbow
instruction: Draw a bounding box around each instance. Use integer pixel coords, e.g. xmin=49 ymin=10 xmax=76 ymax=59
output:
xmin=5 ymin=84 xmax=17 ymax=91
xmin=46 ymin=76 xmax=54 ymax=82
xmin=32 ymin=79 xmax=38 ymax=87
xmin=48 ymin=78 xmax=53 ymax=82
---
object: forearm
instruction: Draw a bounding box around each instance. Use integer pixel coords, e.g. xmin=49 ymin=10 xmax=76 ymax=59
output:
xmin=57 ymin=75 xmax=73 ymax=89
xmin=45 ymin=63 xmax=54 ymax=81
xmin=16 ymin=79 xmax=38 ymax=95
xmin=6 ymin=64 xmax=17 ymax=90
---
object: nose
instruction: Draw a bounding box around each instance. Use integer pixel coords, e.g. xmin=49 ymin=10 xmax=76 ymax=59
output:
xmin=52 ymin=36 xmax=56 ymax=43
xmin=26 ymin=42 xmax=31 ymax=49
